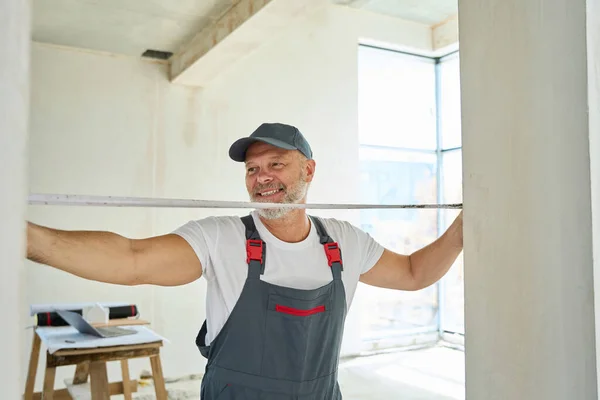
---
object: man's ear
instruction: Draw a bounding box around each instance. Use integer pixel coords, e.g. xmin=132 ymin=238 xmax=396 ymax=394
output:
xmin=304 ymin=159 xmax=316 ymax=182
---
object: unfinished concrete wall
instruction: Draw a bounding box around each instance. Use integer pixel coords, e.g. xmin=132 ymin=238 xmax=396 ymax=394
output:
xmin=26 ymin=42 xmax=205 ymax=389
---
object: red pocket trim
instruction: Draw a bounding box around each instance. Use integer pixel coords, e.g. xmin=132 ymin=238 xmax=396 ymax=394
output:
xmin=275 ymin=304 xmax=325 ymax=316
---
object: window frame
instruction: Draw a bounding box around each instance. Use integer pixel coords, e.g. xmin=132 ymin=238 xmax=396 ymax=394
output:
xmin=357 ymin=43 xmax=464 ymax=350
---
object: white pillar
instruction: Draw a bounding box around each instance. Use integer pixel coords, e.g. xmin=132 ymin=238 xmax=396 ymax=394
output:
xmin=0 ymin=0 xmax=30 ymax=398
xmin=588 ymin=0 xmax=600 ymax=396
xmin=458 ymin=0 xmax=598 ymax=398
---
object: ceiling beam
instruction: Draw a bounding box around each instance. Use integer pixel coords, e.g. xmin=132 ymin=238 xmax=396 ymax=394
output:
xmin=432 ymin=14 xmax=458 ymax=51
xmin=170 ymin=0 xmax=326 ymax=86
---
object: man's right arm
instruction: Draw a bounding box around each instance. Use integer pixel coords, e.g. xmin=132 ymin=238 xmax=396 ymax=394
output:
xmin=27 ymin=222 xmax=202 ymax=286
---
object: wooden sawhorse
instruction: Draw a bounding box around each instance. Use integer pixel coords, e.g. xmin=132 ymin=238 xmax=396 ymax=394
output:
xmin=23 ymin=331 xmax=168 ymax=400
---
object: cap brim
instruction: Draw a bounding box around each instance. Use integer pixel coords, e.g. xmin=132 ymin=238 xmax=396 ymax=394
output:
xmin=228 ymin=137 xmax=297 ymax=162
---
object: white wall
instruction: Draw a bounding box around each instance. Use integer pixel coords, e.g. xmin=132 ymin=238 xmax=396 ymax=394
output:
xmin=27 ymin=42 xmax=212 ymax=389
xmin=26 ymin=4 xmax=432 ymax=390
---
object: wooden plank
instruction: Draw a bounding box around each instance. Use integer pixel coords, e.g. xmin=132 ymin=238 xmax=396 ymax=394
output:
xmin=114 ymin=379 xmax=138 ymax=395
xmin=150 ymin=355 xmax=168 ymax=400
xmin=73 ymin=362 xmax=90 ymax=384
xmin=89 ymin=362 xmax=110 ymax=400
xmin=32 ymin=388 xmax=72 ymax=400
xmin=90 ymin=319 xmax=149 ymax=328
xmin=42 ymin=366 xmax=57 ymax=400
xmin=52 ymin=341 xmax=162 ymax=357
xmin=24 ymin=333 xmax=42 ymax=400
xmin=120 ymin=360 xmax=133 ymax=400
xmin=48 ymin=346 xmax=160 ymax=368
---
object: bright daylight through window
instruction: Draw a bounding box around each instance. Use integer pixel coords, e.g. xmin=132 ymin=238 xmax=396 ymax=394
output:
xmin=356 ymin=45 xmax=464 ymax=349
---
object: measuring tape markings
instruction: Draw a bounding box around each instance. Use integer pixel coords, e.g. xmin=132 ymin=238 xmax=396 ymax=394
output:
xmin=28 ymin=193 xmax=463 ymax=210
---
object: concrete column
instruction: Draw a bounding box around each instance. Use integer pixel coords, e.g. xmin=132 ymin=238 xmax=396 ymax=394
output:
xmin=458 ymin=0 xmax=598 ymax=399
xmin=588 ymin=0 xmax=600 ymax=396
xmin=0 ymin=0 xmax=30 ymax=398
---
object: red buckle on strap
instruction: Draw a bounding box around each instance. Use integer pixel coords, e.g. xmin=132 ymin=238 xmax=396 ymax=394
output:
xmin=324 ymin=242 xmax=342 ymax=267
xmin=246 ymin=239 xmax=264 ymax=264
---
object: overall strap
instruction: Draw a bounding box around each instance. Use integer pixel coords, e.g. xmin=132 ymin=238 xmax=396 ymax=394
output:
xmin=310 ymin=216 xmax=343 ymax=280
xmin=240 ymin=215 xmax=265 ymax=279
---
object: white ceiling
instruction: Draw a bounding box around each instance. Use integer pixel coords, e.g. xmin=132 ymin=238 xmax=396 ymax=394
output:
xmin=31 ymin=0 xmax=457 ymax=58
xmin=32 ymin=0 xmax=237 ymax=57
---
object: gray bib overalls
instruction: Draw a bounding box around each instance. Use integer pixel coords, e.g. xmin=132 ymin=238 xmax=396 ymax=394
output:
xmin=196 ymin=214 xmax=347 ymax=399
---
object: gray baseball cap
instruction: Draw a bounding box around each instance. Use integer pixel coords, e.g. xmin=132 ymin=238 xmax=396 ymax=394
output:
xmin=228 ymin=122 xmax=313 ymax=162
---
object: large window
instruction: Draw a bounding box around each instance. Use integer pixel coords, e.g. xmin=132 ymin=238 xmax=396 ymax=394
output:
xmin=357 ymin=45 xmax=463 ymax=347
xmin=358 ymin=47 xmax=437 ymax=151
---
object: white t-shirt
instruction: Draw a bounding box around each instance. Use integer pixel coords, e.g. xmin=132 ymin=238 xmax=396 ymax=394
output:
xmin=172 ymin=211 xmax=385 ymax=345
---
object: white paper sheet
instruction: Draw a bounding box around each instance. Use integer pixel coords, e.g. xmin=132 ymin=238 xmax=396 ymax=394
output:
xmin=36 ymin=325 xmax=169 ymax=354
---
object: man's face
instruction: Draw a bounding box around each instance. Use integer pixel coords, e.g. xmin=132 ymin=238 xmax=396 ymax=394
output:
xmin=244 ymin=142 xmax=315 ymax=219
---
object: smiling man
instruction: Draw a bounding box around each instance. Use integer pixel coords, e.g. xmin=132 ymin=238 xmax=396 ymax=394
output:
xmin=26 ymin=122 xmax=463 ymax=399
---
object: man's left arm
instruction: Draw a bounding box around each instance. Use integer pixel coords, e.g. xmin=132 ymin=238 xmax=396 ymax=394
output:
xmin=359 ymin=211 xmax=463 ymax=291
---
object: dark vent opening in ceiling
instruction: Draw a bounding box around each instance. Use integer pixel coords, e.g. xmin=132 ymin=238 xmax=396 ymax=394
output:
xmin=141 ymin=49 xmax=173 ymax=60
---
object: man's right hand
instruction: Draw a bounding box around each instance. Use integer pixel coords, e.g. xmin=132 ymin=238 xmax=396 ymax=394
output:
xmin=26 ymin=222 xmax=202 ymax=286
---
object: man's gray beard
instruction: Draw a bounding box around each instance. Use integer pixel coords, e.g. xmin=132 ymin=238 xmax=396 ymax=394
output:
xmin=253 ymin=178 xmax=309 ymax=220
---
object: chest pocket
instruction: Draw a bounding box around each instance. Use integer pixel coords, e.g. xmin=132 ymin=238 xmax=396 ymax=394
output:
xmin=261 ymin=285 xmax=342 ymax=382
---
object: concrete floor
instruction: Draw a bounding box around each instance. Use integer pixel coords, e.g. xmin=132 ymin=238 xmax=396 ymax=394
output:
xmin=76 ymin=345 xmax=465 ymax=399
xmin=337 ymin=346 xmax=465 ymax=400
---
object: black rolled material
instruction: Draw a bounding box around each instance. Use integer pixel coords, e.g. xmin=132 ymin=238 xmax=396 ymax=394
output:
xmin=109 ymin=305 xmax=138 ymax=319
xmin=36 ymin=305 xmax=138 ymax=326
xmin=36 ymin=309 xmax=82 ymax=327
